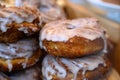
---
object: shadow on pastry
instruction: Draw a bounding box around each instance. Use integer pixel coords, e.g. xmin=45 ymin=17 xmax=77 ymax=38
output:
xmin=9 ymin=65 xmax=42 ymax=80
xmin=0 ymin=71 xmax=10 ymax=80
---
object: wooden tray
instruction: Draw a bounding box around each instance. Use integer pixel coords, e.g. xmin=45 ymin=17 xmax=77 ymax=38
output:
xmin=107 ymin=68 xmax=120 ymax=80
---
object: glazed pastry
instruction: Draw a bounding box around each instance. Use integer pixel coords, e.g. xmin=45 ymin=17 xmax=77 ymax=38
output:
xmin=9 ymin=66 xmax=42 ymax=80
xmin=40 ymin=18 xmax=107 ymax=58
xmin=0 ymin=38 xmax=42 ymax=72
xmin=39 ymin=0 xmax=66 ymax=24
xmin=15 ymin=0 xmax=66 ymax=24
xmin=42 ymin=54 xmax=111 ymax=80
xmin=0 ymin=6 xmax=42 ymax=43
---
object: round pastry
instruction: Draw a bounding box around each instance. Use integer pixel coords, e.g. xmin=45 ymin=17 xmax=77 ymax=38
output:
xmin=40 ymin=18 xmax=107 ymax=58
xmin=42 ymin=54 xmax=111 ymax=80
xmin=9 ymin=66 xmax=42 ymax=80
xmin=39 ymin=0 xmax=66 ymax=24
xmin=0 ymin=6 xmax=42 ymax=43
xmin=0 ymin=38 xmax=42 ymax=72
xmin=15 ymin=0 xmax=66 ymax=24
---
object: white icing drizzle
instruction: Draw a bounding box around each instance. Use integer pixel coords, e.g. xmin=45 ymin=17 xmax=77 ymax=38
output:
xmin=0 ymin=6 xmax=41 ymax=32
xmin=40 ymin=18 xmax=104 ymax=42
xmin=22 ymin=57 xmax=28 ymax=69
xmin=40 ymin=6 xmax=66 ymax=23
xmin=15 ymin=0 xmax=66 ymax=23
xmin=15 ymin=0 xmax=41 ymax=7
xmin=40 ymin=18 xmax=107 ymax=52
xmin=42 ymin=54 xmax=106 ymax=80
xmin=0 ymin=38 xmax=38 ymax=59
xmin=39 ymin=0 xmax=66 ymax=23
xmin=6 ymin=60 xmax=13 ymax=72
xmin=42 ymin=55 xmax=66 ymax=80
xmin=101 ymin=32 xmax=107 ymax=53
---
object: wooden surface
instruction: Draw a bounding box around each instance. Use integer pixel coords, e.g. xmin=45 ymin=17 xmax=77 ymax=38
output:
xmin=107 ymin=68 xmax=120 ymax=80
xmin=113 ymin=41 xmax=120 ymax=74
xmin=64 ymin=0 xmax=120 ymax=75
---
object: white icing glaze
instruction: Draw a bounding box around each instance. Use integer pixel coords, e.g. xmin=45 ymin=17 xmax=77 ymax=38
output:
xmin=15 ymin=0 xmax=66 ymax=23
xmin=42 ymin=54 xmax=106 ymax=80
xmin=40 ymin=5 xmax=66 ymax=23
xmin=0 ymin=6 xmax=41 ymax=32
xmin=101 ymin=32 xmax=107 ymax=53
xmin=39 ymin=0 xmax=66 ymax=23
xmin=0 ymin=38 xmax=38 ymax=59
xmin=40 ymin=18 xmax=107 ymax=51
xmin=40 ymin=18 xmax=104 ymax=41
xmin=10 ymin=66 xmax=41 ymax=80
xmin=6 ymin=60 xmax=13 ymax=72
xmin=15 ymin=0 xmax=41 ymax=7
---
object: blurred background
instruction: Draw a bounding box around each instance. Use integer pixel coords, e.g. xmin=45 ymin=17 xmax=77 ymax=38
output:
xmin=69 ymin=0 xmax=120 ymax=23
xmin=0 ymin=0 xmax=120 ymax=23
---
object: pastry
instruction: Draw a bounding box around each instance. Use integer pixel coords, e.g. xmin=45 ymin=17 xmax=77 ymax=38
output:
xmin=42 ymin=54 xmax=111 ymax=80
xmin=0 ymin=6 xmax=42 ymax=43
xmin=15 ymin=0 xmax=66 ymax=24
xmin=40 ymin=18 xmax=107 ymax=58
xmin=0 ymin=38 xmax=42 ymax=72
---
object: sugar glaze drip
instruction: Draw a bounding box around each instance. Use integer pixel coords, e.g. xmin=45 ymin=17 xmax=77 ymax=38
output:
xmin=42 ymin=54 xmax=106 ymax=80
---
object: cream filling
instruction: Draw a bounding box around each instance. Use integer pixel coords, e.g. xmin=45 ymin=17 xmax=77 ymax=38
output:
xmin=42 ymin=54 xmax=106 ymax=80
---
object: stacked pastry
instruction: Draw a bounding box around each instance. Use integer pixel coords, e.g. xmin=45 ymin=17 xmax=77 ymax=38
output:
xmin=15 ymin=0 xmax=66 ymax=25
xmin=0 ymin=5 xmax=43 ymax=80
xmin=0 ymin=0 xmax=66 ymax=80
xmin=0 ymin=0 xmax=119 ymax=80
xmin=40 ymin=18 xmax=112 ymax=80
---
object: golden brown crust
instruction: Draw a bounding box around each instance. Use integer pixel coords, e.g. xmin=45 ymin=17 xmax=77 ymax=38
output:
xmin=49 ymin=56 xmax=111 ymax=80
xmin=0 ymin=19 xmax=40 ymax=43
xmin=43 ymin=36 xmax=104 ymax=58
xmin=0 ymin=48 xmax=42 ymax=72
